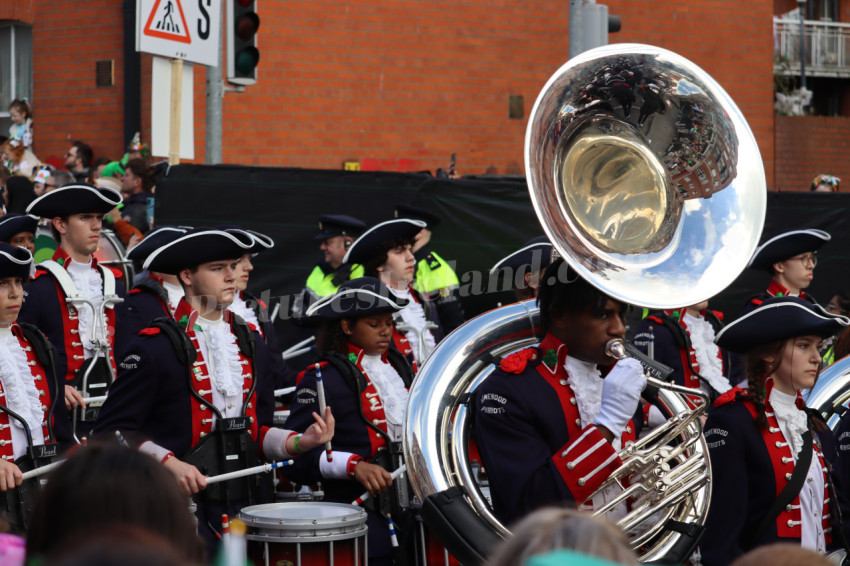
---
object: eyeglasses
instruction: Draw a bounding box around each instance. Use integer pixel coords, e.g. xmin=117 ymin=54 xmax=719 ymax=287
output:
xmin=789 ymin=253 xmax=818 ymax=267
xmin=827 ymin=303 xmax=849 ymax=316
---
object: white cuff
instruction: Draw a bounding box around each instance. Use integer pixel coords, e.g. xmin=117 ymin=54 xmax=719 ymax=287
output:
xmin=262 ymin=427 xmax=293 ymax=460
xmin=647 ymin=405 xmax=667 ymax=429
xmin=319 ymin=451 xmax=357 ymax=479
xmin=139 ymin=440 xmax=172 ymax=462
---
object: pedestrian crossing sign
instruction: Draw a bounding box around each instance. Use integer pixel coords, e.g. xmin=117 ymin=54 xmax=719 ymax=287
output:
xmin=136 ymin=0 xmax=221 ymax=67
xmin=143 ymin=0 xmax=191 ymax=43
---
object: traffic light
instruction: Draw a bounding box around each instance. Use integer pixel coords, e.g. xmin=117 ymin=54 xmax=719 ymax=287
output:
xmin=226 ymin=0 xmax=260 ymax=86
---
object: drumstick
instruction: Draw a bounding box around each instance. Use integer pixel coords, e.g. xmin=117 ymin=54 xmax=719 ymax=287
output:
xmin=221 ymin=514 xmax=230 ymax=535
xmin=81 ymin=395 xmax=108 ymax=404
xmin=205 ymin=460 xmax=294 ymax=485
xmin=21 ymin=459 xmax=65 ymax=480
xmin=315 ymin=363 xmax=333 ymax=462
xmin=387 ymin=513 xmax=399 ymax=547
xmin=114 ymin=430 xmax=128 ymax=447
xmin=351 ymin=464 xmax=407 ymax=505
xmin=274 ymin=386 xmax=296 ymax=397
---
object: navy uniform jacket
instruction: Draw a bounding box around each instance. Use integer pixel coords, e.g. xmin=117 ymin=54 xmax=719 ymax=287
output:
xmin=114 ymin=277 xmax=172 ymax=359
xmin=702 ymin=385 xmax=850 ymax=566
xmin=241 ymin=290 xmax=297 ymax=390
xmin=284 ymin=345 xmax=413 ymax=566
xmin=93 ymin=305 xmax=275 ymax=458
xmin=473 ymin=332 xmax=643 ymax=526
xmin=633 ymin=309 xmax=730 ymax=401
xmin=19 ymin=249 xmax=126 ymax=384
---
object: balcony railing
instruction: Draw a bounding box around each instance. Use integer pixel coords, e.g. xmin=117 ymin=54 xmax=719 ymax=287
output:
xmin=774 ymin=17 xmax=850 ymax=78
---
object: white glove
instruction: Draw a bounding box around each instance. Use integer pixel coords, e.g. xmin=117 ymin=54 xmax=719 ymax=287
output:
xmin=593 ymin=358 xmax=647 ymax=437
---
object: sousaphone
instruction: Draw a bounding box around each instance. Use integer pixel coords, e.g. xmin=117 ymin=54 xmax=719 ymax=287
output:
xmin=404 ymin=44 xmax=766 ymax=564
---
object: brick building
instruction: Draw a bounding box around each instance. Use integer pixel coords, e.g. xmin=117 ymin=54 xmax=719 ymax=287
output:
xmin=1 ymin=0 xmax=844 ymax=191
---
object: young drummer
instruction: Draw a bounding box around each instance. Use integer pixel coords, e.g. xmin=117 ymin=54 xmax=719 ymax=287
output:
xmin=0 ymin=243 xmax=70 ymax=529
xmin=343 ymin=218 xmax=444 ymax=368
xmin=702 ymin=296 xmax=850 ymax=565
xmin=285 ymin=277 xmax=416 ymax=566
xmin=93 ymin=228 xmax=333 ymax=558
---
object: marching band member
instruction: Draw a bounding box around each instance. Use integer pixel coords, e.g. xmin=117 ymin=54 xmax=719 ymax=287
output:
xmin=224 ymin=226 xmax=297 ymax=390
xmin=113 ymin=226 xmax=188 ymax=358
xmin=393 ymin=204 xmax=465 ymax=332
xmin=743 ymin=229 xmax=830 ymax=313
xmin=93 ymin=228 xmax=333 ymax=558
xmin=702 ymin=296 xmax=850 ymax=565
xmin=0 ymin=213 xmax=37 ymax=256
xmin=489 ymin=236 xmax=553 ymax=302
xmin=285 ymin=277 xmax=415 ymax=566
xmin=633 ymin=300 xmax=732 ymax=405
xmin=344 ymin=218 xmax=444 ymax=369
xmin=0 ymin=243 xmax=70 ymax=530
xmin=474 ymin=258 xmax=646 ymax=526
xmin=19 ymin=184 xmax=125 ymax=432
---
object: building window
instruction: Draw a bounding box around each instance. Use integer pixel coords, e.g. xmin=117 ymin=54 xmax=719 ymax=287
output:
xmin=0 ymin=21 xmax=33 ymax=141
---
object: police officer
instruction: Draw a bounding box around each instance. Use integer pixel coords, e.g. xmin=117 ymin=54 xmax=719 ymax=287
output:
xmin=301 ymin=215 xmax=367 ymax=308
xmin=394 ymin=204 xmax=464 ymax=332
xmin=19 ymin=184 xmax=125 ymax=432
xmin=489 ymin=236 xmax=553 ymax=302
xmin=112 ymin=226 xmax=188 ymax=358
xmin=744 ymin=229 xmax=831 ymax=312
xmin=0 ymin=243 xmax=70 ymax=530
xmin=93 ymin=227 xmax=333 ymax=558
xmin=474 ymin=258 xmax=646 ymax=526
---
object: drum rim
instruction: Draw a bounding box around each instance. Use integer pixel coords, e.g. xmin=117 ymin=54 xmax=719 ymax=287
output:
xmin=245 ymin=523 xmax=369 ymax=544
xmin=238 ymin=502 xmax=368 ymax=531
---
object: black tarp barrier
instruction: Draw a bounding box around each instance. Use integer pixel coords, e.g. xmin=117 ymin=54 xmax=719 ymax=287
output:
xmin=155 ymin=165 xmax=850 ymax=356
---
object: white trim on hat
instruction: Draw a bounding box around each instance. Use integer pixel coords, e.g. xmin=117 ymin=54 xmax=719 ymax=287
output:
xmin=247 ymin=230 xmax=274 ymax=249
xmin=0 ymin=247 xmax=33 ymax=266
xmin=714 ymin=300 xmax=850 ymax=344
xmin=747 ymin=229 xmax=831 ymax=268
xmin=25 ymin=183 xmax=123 ymax=215
xmin=0 ymin=214 xmax=39 ymax=228
xmin=489 ymin=242 xmax=553 ymax=275
xmin=142 ymin=229 xmax=255 ymax=271
xmin=342 ymin=219 xmax=426 ymax=265
xmin=305 ymin=288 xmax=408 ymax=318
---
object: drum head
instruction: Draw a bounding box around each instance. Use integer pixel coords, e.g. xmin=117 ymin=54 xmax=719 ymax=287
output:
xmin=239 ymin=502 xmax=368 ymax=543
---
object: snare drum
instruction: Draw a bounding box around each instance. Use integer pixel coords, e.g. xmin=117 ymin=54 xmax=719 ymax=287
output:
xmin=94 ymin=228 xmax=134 ymax=285
xmin=240 ymin=502 xmax=368 ymax=566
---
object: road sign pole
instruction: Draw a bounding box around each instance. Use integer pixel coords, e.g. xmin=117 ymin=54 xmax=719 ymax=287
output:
xmin=168 ymin=57 xmax=183 ymax=165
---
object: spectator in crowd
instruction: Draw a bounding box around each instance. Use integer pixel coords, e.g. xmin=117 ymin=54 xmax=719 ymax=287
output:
xmin=98 ymin=176 xmax=144 ymax=247
xmin=24 ymin=443 xmax=206 ymax=565
xmin=6 ymin=100 xmax=33 ymax=150
xmin=64 ymin=141 xmax=93 ymax=184
xmin=0 ymin=139 xmax=41 ymax=178
xmin=730 ymin=543 xmax=833 ymax=566
xmin=32 ymin=166 xmax=55 ymax=197
xmin=0 ymin=165 xmax=9 ymax=210
xmin=486 ymin=508 xmax=637 ymax=566
xmin=49 ymin=170 xmax=75 ymax=191
xmin=3 ymin=177 xmax=37 ymax=214
xmin=88 ymin=156 xmax=112 ymax=184
xmin=811 ymin=174 xmax=840 ymax=192
xmin=120 ymin=158 xmax=155 ymax=234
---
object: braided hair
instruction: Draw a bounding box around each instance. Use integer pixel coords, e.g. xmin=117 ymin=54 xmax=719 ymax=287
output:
xmin=743 ymin=339 xmax=786 ymax=430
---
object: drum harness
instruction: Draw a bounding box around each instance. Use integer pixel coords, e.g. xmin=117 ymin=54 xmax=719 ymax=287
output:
xmin=39 ymin=260 xmax=122 ymax=439
xmin=0 ymin=323 xmax=62 ymax=531
xmin=149 ymin=315 xmax=270 ymax=537
xmin=322 ymin=349 xmax=417 ymax=566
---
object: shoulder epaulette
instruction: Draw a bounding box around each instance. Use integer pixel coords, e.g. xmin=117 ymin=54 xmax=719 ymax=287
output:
xmin=128 ymin=288 xmax=142 ymax=295
xmin=31 ymin=269 xmax=49 ymax=280
xmin=107 ymin=266 xmax=124 ymax=278
xmin=499 ymin=347 xmax=539 ymax=374
xmin=714 ymin=387 xmax=746 ymax=408
xmin=295 ymin=361 xmax=330 ymax=386
xmin=138 ymin=327 xmax=161 ymax=336
xmin=710 ymin=310 xmax=724 ymax=321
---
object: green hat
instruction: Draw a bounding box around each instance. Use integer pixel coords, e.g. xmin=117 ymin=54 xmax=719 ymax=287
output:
xmin=100 ymin=161 xmax=125 ymax=179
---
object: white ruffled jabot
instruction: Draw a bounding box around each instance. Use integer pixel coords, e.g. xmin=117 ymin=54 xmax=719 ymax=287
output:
xmin=360 ymin=354 xmax=409 ymax=436
xmin=229 ymin=294 xmax=260 ymax=329
xmin=67 ymin=260 xmax=106 ymax=354
xmin=0 ymin=329 xmax=46 ymax=432
xmin=564 ymin=355 xmax=603 ymax=427
xmin=198 ymin=317 xmax=245 ymax=397
xmin=770 ymin=387 xmax=809 ymax=457
xmin=161 ymin=280 xmax=184 ymax=313
xmin=388 ymin=287 xmax=436 ymax=364
xmin=683 ymin=313 xmax=731 ymax=395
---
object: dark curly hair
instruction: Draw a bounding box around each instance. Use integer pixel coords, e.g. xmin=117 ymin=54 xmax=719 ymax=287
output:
xmin=362 ymin=236 xmax=415 ymax=278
